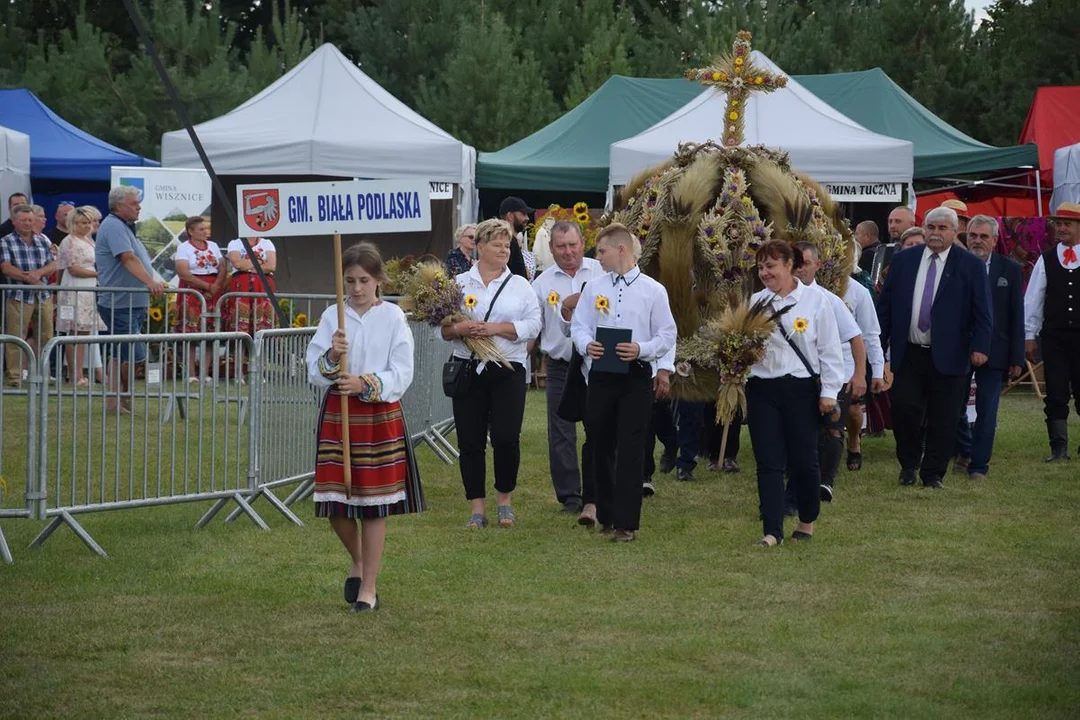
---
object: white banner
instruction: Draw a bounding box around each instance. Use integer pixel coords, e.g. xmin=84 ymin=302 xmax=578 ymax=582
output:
xmin=824 ymin=182 xmax=903 ymax=203
xmin=236 ymin=179 xmax=432 ymax=238
xmin=111 ymin=166 xmax=212 ymax=282
xmin=429 ymin=181 xmax=454 ymax=200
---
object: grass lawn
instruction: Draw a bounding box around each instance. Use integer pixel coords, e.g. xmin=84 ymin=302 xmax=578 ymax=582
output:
xmin=1 ymin=390 xmax=1079 ymax=718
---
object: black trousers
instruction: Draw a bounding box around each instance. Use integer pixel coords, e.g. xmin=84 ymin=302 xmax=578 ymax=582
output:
xmin=452 ymin=363 xmax=527 ymax=500
xmin=644 ymin=398 xmax=677 ymax=479
xmin=704 ymin=404 xmax=742 ymax=462
xmin=747 ymin=376 xmax=821 ymax=541
xmin=1041 ymin=329 xmax=1080 ymax=423
xmin=891 ymin=345 xmax=969 ymax=482
xmin=586 ymin=363 xmax=653 ymax=530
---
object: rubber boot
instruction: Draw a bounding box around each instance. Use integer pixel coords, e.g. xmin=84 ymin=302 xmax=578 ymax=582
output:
xmin=1045 ymin=419 xmax=1070 ymax=463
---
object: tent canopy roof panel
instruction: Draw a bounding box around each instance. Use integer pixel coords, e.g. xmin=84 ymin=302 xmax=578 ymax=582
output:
xmin=0 ymin=89 xmax=157 ymax=181
xmin=162 ymin=43 xmax=472 ymax=184
xmin=610 ymin=52 xmax=914 ymax=189
xmin=794 ymin=68 xmax=1040 ymax=178
xmin=1019 ymin=85 xmax=1080 ymax=184
xmin=476 ymin=76 xmax=702 ymax=192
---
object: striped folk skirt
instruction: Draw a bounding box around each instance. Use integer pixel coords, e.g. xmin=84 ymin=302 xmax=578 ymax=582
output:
xmin=313 ymin=389 xmax=425 ymax=519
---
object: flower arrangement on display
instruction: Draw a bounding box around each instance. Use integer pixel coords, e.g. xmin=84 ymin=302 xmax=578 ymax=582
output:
xmin=382 ymin=255 xmax=419 ymax=296
xmin=530 ymin=202 xmax=600 ymax=252
xmin=603 ymin=30 xmax=854 ymax=417
xmin=275 ymin=298 xmax=309 ymax=328
xmin=147 ymin=294 xmax=172 ymax=334
xmin=398 ymin=262 xmax=511 ymax=367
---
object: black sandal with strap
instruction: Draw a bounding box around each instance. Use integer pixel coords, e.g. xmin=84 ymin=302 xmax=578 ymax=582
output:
xmin=846 ymin=451 xmax=862 ymax=471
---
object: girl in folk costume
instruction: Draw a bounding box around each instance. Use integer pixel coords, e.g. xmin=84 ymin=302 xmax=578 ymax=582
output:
xmin=174 ymin=216 xmax=227 ymax=381
xmin=305 ymin=242 xmax=425 ymax=613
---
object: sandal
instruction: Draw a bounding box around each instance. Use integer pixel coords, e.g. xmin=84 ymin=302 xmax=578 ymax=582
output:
xmin=496 ymin=505 xmax=516 ymax=528
xmin=755 ymin=535 xmax=783 ymax=547
xmin=790 ymin=530 xmax=813 ymax=541
xmin=846 ymin=451 xmax=862 ymax=471
xmin=464 ymin=513 xmax=487 ymax=529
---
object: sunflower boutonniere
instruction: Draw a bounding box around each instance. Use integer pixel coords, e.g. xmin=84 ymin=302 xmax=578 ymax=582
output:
xmin=463 ymin=294 xmax=478 ymax=311
xmin=595 ymin=294 xmax=610 ymax=313
xmin=793 ymin=317 xmax=809 ymax=334
xmin=547 ymin=290 xmax=560 ymax=307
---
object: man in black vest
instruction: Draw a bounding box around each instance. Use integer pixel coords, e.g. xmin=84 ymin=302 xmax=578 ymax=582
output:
xmin=1024 ymin=202 xmax=1080 ymax=462
xmin=498 ymin=196 xmax=532 ymax=279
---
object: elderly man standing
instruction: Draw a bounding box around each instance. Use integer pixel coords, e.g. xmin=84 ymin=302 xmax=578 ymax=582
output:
xmin=96 ymin=186 xmax=164 ymax=412
xmin=0 ymin=204 xmax=58 ymax=387
xmin=532 ymin=221 xmax=604 ymax=515
xmin=878 ymin=206 xmax=992 ymax=488
xmin=952 ymin=215 xmax=1024 ymax=479
xmin=1024 ymin=202 xmax=1080 ymax=462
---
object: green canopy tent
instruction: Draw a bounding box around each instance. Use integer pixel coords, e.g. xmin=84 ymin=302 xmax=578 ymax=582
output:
xmin=793 ymin=68 xmax=1041 ymax=203
xmin=476 ymin=76 xmax=701 ymax=202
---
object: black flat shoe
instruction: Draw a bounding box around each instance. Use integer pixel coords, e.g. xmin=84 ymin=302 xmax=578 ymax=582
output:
xmin=846 ymin=451 xmax=862 ymax=471
xmin=344 ymin=576 xmax=362 ymax=604
xmin=352 ymin=595 xmax=380 ymax=613
xmin=790 ymin=530 xmax=813 ymax=541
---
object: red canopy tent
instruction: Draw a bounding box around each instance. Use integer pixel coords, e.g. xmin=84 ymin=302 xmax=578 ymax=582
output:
xmin=1019 ymin=86 xmax=1080 ymax=189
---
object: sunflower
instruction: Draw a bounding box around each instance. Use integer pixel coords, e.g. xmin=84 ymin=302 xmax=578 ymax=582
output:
xmin=793 ymin=318 xmax=808 ymax=333
xmin=728 ymin=111 xmax=739 ymax=121
xmin=595 ymin=295 xmax=610 ymax=313
xmin=573 ymin=202 xmax=589 ymax=214
xmin=148 ymin=307 xmax=164 ymax=323
xmin=464 ymin=294 xmax=478 ymax=310
xmin=294 ymin=312 xmax=308 ymax=327
xmin=547 ymin=291 xmax=560 ymax=306
xmin=576 ymin=213 xmax=590 ymax=225
xmin=292 ymin=319 xmax=304 ymax=328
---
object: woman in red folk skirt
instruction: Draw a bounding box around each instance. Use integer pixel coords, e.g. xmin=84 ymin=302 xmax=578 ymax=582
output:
xmin=305 ymin=242 xmax=425 ymax=613
xmin=174 ymin=216 xmax=227 ymax=381
xmin=224 ymin=236 xmax=277 ymax=379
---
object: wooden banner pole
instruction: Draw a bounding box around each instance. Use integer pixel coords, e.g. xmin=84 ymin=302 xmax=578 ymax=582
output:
xmin=334 ymin=232 xmax=352 ymax=498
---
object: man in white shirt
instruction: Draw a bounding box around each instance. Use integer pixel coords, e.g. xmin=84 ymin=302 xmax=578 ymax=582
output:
xmin=571 ymin=223 xmax=677 ymax=542
xmin=793 ymin=242 xmax=867 ymax=503
xmin=1023 ymin=201 xmax=1080 ymax=461
xmin=532 ymin=221 xmax=603 ymax=514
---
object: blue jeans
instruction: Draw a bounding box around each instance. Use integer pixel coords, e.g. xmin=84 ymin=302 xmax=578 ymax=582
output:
xmin=955 ymin=366 xmax=1005 ymax=475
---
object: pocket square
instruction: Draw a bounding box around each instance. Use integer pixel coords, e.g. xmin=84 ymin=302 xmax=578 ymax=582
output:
xmin=996 ymin=277 xmax=1009 ymax=287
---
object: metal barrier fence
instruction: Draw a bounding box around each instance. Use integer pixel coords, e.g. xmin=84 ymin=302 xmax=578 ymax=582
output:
xmin=0 ymin=335 xmax=38 ymax=564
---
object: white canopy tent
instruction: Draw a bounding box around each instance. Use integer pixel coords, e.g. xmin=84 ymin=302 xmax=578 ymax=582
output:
xmin=0 ymin=125 xmax=31 ymax=223
xmin=1051 ymin=142 xmax=1080 ymax=210
xmin=161 ymin=43 xmax=477 ymax=223
xmin=609 ymin=51 xmax=914 ymax=202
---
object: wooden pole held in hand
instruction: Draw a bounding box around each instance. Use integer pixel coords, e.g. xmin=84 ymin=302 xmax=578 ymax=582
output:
xmin=334 ymin=233 xmax=352 ymax=498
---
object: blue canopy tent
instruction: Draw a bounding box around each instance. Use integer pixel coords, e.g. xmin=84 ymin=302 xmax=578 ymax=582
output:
xmin=0 ymin=88 xmax=157 ymax=223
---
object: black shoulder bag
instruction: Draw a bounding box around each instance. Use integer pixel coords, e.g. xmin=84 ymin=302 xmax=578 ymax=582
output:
xmin=442 ymin=277 xmax=511 ymax=398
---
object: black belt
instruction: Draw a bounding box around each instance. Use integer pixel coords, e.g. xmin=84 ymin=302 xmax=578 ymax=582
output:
xmin=546 ymin=357 xmax=570 ymax=366
xmin=908 ymin=342 xmax=932 ymax=350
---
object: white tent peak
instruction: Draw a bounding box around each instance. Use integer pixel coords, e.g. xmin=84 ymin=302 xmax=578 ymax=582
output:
xmin=0 ymin=124 xmax=31 ymax=223
xmin=609 ymin=50 xmax=913 ymax=190
xmin=161 ymin=43 xmax=477 ymax=215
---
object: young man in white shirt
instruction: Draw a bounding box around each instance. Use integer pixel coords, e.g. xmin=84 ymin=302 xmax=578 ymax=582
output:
xmin=570 ymin=224 xmax=677 ymax=542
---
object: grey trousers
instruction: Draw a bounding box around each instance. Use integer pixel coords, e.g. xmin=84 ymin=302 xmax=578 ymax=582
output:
xmin=545 ymin=358 xmax=582 ymax=503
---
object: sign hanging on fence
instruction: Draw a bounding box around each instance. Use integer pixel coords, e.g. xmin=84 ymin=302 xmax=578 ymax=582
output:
xmin=235 ymin=179 xmax=432 ymax=237
xmin=823 ymin=182 xmax=903 ymax=203
xmin=111 ymin=166 xmax=212 ymax=282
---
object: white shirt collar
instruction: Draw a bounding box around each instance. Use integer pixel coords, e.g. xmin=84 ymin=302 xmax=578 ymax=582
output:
xmin=610 ymin=265 xmax=642 ymax=287
xmin=466 ymin=263 xmax=511 ymax=286
xmin=922 ymin=244 xmax=953 ymax=264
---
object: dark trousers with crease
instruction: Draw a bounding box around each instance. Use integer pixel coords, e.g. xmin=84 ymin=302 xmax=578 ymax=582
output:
xmin=586 ymin=363 xmax=653 ymax=530
xmin=891 ymin=345 xmax=969 ymax=481
xmin=544 ymin=358 xmax=583 ymax=504
xmin=1041 ymin=329 xmax=1080 ymax=424
xmin=452 ymin=363 xmax=527 ymax=500
xmin=786 ymin=386 xmax=849 ymax=506
xmin=704 ymin=405 xmax=742 ymax=462
xmin=747 ymin=376 xmax=821 ymax=541
xmin=644 ymin=399 xmax=677 ymax=479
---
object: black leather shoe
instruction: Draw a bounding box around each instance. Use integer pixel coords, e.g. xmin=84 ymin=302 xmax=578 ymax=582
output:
xmin=923 ymin=477 xmax=944 ymax=489
xmin=344 ymin=576 xmax=362 ymax=604
xmin=352 ymin=595 xmax=380 ymax=613
xmin=560 ymin=498 xmax=584 ymax=514
xmin=675 ymin=468 xmax=693 ymax=482
xmin=790 ymin=530 xmax=813 ymax=541
xmin=1045 ymin=450 xmax=1070 ymax=463
xmin=899 ymin=469 xmax=917 ymax=486
xmin=659 ymin=455 xmax=676 ymax=474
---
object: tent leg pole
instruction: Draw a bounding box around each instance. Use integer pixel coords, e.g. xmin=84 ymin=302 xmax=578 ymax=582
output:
xmin=1036 ymin=170 xmax=1043 ymax=216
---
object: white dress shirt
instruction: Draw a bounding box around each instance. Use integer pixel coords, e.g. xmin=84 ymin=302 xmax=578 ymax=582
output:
xmin=532 ymin=257 xmax=603 ymax=361
xmin=570 ymin=265 xmax=677 ymax=381
xmin=1023 ymin=243 xmax=1080 ymax=339
xmin=908 ymin=244 xmax=953 ymax=345
xmin=306 ymin=301 xmax=414 ymax=404
xmin=843 ymin=279 xmax=884 ymax=379
xmin=451 ymin=265 xmax=541 ymax=369
xmin=809 ymin=280 xmax=861 ymax=381
xmin=749 ymin=281 xmax=845 ymax=400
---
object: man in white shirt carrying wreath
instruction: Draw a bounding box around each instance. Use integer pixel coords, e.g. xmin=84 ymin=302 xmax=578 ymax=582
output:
xmin=571 ymin=223 xmax=677 ymax=543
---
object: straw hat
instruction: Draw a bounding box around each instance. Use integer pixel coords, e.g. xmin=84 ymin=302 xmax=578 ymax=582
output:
xmin=1049 ymin=201 xmax=1080 ymax=221
xmin=940 ymin=198 xmax=970 ymax=218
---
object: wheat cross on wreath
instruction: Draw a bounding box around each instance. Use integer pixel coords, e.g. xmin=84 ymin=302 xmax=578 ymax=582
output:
xmin=685 ymin=30 xmax=788 ymax=148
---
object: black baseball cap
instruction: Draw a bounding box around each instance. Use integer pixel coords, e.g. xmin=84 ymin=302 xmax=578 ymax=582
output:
xmin=498 ymin=196 xmax=534 ymax=217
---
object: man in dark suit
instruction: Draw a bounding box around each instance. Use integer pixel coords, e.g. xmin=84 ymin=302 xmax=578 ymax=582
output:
xmin=953 ymin=215 xmax=1024 ymax=480
xmin=878 ymin=206 xmax=993 ymax=488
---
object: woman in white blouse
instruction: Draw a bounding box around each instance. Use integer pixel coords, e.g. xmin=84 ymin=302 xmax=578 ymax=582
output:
xmin=441 ymin=218 xmax=541 ymax=529
xmin=746 ymin=240 xmax=844 ymax=547
xmin=174 ymin=216 xmax=227 ymax=381
xmin=306 ymin=242 xmax=425 ymax=613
